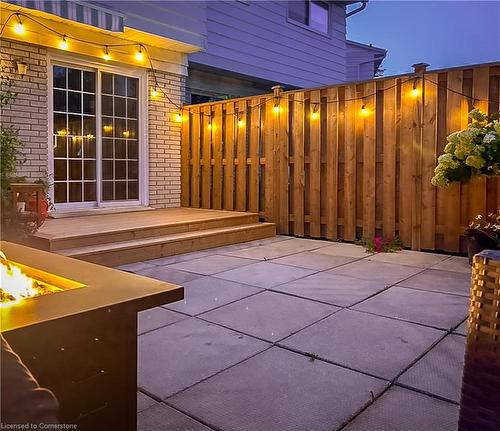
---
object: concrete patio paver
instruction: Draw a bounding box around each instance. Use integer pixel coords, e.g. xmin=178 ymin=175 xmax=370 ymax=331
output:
xmin=143 ymin=251 xmax=214 ymax=266
xmin=431 ymin=255 xmax=471 ymax=273
xmin=327 ymin=260 xmax=422 ymax=285
xmin=353 ymin=286 xmax=469 ymax=330
xmin=138 ymin=403 xmax=213 ymax=431
xmin=165 ymin=276 xmax=262 ymax=316
xmin=397 ymin=268 xmax=471 ymax=296
xmin=311 ymin=242 xmax=371 ymax=258
xmin=215 ymin=261 xmax=315 ymax=289
xmin=343 ymin=386 xmax=459 ymax=431
xmin=137 ymin=391 xmax=157 ymax=413
xmin=366 ymin=250 xmax=449 ymax=268
xmin=271 ymin=251 xmax=357 ymax=270
xmin=168 ymin=347 xmax=387 ymax=431
xmin=135 ymin=266 xmax=203 ymax=284
xmin=138 ymin=318 xmax=269 ymax=399
xmin=282 ymin=309 xmax=443 ymax=380
xmin=138 ymin=307 xmax=186 ymax=335
xmin=454 ymin=319 xmax=468 ymax=336
xmin=166 ymin=255 xmax=257 ymax=275
xmin=397 ymin=334 xmax=466 ymax=402
xmin=272 ymin=272 xmax=387 ymax=307
xmin=116 ymin=261 xmax=156 ymax=272
xmin=200 ymin=290 xmax=337 ymax=342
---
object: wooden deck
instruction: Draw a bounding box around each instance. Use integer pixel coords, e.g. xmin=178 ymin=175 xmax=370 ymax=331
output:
xmin=30 ymin=208 xmax=275 ymax=266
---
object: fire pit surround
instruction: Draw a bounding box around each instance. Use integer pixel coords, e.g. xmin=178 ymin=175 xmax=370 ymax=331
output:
xmin=0 ymin=241 xmax=183 ymax=431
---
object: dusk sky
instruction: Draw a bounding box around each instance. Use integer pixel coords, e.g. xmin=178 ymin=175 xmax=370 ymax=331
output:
xmin=347 ymin=0 xmax=500 ymax=76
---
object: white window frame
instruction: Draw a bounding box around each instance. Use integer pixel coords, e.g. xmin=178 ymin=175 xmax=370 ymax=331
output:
xmin=287 ymin=0 xmax=331 ymax=38
xmin=47 ymin=51 xmax=149 ymax=211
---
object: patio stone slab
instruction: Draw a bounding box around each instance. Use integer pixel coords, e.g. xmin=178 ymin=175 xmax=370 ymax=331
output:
xmin=398 ymin=269 xmax=471 ymax=296
xmin=138 ymin=318 xmax=269 ymax=399
xmin=168 ymin=347 xmax=387 ymax=431
xmin=138 ymin=403 xmax=213 ymax=431
xmin=366 ymin=250 xmax=448 ymax=268
xmin=272 ymin=251 xmax=356 ymax=271
xmin=165 ymin=276 xmax=261 ymax=316
xmin=135 ymin=266 xmax=203 ymax=284
xmin=137 ymin=391 xmax=157 ymax=413
xmin=116 ymin=261 xmax=156 ymax=272
xmin=200 ymin=291 xmax=337 ymax=342
xmin=454 ymin=319 xmax=468 ymax=335
xmin=167 ymin=255 xmax=256 ymax=275
xmin=272 ymin=272 xmax=387 ymax=307
xmin=327 ymin=260 xmax=421 ymax=285
xmin=282 ymin=309 xmax=443 ymax=380
xmin=353 ymin=286 xmax=469 ymax=329
xmin=398 ymin=334 xmax=466 ymax=402
xmin=215 ymin=261 xmax=315 ymax=289
xmin=343 ymin=386 xmax=459 ymax=431
xmin=144 ymin=251 xmax=212 ymax=266
xmin=210 ymin=235 xmax=292 ymax=253
xmin=311 ymin=242 xmax=370 ymax=258
xmin=138 ymin=307 xmax=186 ymax=335
xmin=431 ymin=255 xmax=471 ymax=273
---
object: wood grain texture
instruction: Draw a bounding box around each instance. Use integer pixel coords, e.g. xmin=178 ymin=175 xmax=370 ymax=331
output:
xmin=309 ymin=90 xmax=321 ymax=237
xmin=180 ymin=109 xmax=190 ymax=207
xmin=362 ymin=82 xmax=376 ymax=239
xmin=292 ymin=92 xmax=305 ymax=236
xmin=212 ymin=104 xmax=223 ymax=210
xmin=223 ymin=102 xmax=235 ymax=210
xmin=326 ymin=87 xmax=339 ymax=239
xmin=343 ymin=85 xmax=357 ymax=241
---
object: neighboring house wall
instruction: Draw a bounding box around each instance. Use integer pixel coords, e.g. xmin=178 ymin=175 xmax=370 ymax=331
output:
xmin=189 ymin=0 xmax=348 ymax=89
xmin=346 ymin=41 xmax=386 ymax=81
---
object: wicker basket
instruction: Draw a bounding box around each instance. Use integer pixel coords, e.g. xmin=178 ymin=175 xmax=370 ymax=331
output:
xmin=458 ymin=250 xmax=500 ymax=431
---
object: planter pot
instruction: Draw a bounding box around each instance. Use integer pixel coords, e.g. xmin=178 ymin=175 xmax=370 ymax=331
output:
xmin=27 ymin=197 xmax=49 ymax=224
xmin=464 ymin=229 xmax=499 ymax=264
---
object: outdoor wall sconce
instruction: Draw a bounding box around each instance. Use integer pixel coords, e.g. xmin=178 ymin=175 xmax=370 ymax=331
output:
xmin=16 ymin=61 xmax=28 ymax=76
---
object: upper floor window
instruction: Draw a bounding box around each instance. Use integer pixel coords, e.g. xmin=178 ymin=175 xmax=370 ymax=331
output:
xmin=288 ymin=1 xmax=329 ymax=34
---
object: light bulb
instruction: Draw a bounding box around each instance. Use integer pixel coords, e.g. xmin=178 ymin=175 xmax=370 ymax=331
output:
xmin=59 ymin=36 xmax=68 ymax=50
xmin=411 ymin=87 xmax=420 ymax=98
xmin=103 ymin=46 xmax=110 ymax=61
xmin=151 ymin=87 xmax=159 ymax=99
xmin=311 ymin=111 xmax=319 ymax=120
xmin=13 ymin=15 xmax=24 ymax=35
xmin=135 ymin=47 xmax=144 ymax=62
xmin=273 ymin=105 xmax=280 ymax=113
xmin=237 ymin=119 xmax=245 ymax=128
xmin=174 ymin=113 xmax=183 ymax=122
xmin=208 ymin=123 xmax=213 ymax=130
xmin=360 ymin=104 xmax=369 ymax=117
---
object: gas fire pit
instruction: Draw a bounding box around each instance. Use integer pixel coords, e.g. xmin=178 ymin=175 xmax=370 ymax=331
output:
xmin=0 ymin=241 xmax=183 ymax=431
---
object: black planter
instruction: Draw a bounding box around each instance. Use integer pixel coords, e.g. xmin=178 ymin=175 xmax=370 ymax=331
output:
xmin=464 ymin=229 xmax=500 ymax=264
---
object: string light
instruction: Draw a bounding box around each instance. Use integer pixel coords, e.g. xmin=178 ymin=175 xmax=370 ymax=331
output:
xmin=59 ymin=35 xmax=68 ymax=50
xmin=411 ymin=80 xmax=420 ymax=98
xmin=150 ymin=87 xmax=159 ymax=99
xmin=103 ymin=46 xmax=110 ymax=61
xmin=360 ymin=104 xmax=370 ymax=117
xmin=174 ymin=112 xmax=183 ymax=122
xmin=237 ymin=118 xmax=245 ymax=128
xmin=311 ymin=104 xmax=319 ymax=120
xmin=273 ymin=104 xmax=280 ymax=114
xmin=13 ymin=14 xmax=24 ymax=35
xmin=135 ymin=46 xmax=144 ymax=62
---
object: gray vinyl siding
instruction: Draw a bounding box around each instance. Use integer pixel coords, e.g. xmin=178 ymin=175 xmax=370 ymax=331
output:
xmin=346 ymin=42 xmax=385 ymax=81
xmin=190 ymin=1 xmax=347 ymax=88
xmin=94 ymin=1 xmax=207 ymax=51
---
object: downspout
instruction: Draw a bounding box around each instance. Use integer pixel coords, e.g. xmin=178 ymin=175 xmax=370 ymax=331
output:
xmin=346 ymin=1 xmax=368 ymax=18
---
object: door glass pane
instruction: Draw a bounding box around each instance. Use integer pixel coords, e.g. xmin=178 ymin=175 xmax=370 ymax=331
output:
xmin=52 ymin=65 xmax=96 ymax=204
xmin=101 ymin=72 xmax=139 ymax=201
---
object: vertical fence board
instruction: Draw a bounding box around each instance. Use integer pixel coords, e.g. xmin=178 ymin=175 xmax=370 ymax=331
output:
xmin=223 ymin=102 xmax=235 ymax=210
xmin=363 ymin=82 xmax=376 ymax=239
xmin=445 ymin=70 xmax=464 ymax=252
xmin=326 ymin=87 xmax=338 ymax=239
xmin=264 ymin=99 xmax=276 ymax=222
xmin=382 ymin=79 xmax=397 ymax=239
xmin=181 ymin=109 xmax=190 ymax=207
xmin=201 ymin=106 xmax=212 ymax=208
xmin=292 ymin=93 xmax=305 ymax=236
xmin=411 ymin=76 xmax=424 ymax=250
xmin=212 ymin=104 xmax=223 ymax=210
xmin=278 ymin=96 xmax=290 ymax=234
xmin=421 ymin=73 xmax=438 ymax=249
xmin=344 ymin=85 xmax=357 ymax=241
xmin=190 ymin=107 xmax=201 ymax=208
xmin=309 ymin=90 xmax=321 ymax=237
xmin=235 ymin=100 xmax=247 ymax=211
xmin=248 ymin=98 xmax=260 ymax=213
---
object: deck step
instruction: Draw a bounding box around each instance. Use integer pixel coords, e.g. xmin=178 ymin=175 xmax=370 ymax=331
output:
xmin=57 ymin=222 xmax=276 ymax=266
xmin=34 ymin=211 xmax=259 ymax=251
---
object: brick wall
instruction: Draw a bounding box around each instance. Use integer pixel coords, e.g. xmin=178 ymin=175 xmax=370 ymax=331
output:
xmin=147 ymin=70 xmax=185 ymax=208
xmin=0 ymin=39 xmax=49 ymax=181
xmin=1 ymin=38 xmax=185 ymax=209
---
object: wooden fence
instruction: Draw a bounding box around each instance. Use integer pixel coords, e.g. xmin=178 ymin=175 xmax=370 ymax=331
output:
xmin=180 ymin=63 xmax=500 ymax=253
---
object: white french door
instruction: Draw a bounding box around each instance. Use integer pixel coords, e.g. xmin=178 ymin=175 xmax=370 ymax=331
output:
xmin=50 ymin=59 xmax=147 ymax=209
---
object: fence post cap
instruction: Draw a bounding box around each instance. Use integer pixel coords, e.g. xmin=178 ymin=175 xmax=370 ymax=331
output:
xmin=271 ymin=85 xmax=283 ymax=97
xmin=412 ymin=63 xmax=430 ymax=74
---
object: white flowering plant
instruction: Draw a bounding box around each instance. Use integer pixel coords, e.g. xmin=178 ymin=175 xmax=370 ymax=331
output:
xmin=431 ymin=109 xmax=500 ymax=187
xmin=468 ymin=212 xmax=500 ymax=243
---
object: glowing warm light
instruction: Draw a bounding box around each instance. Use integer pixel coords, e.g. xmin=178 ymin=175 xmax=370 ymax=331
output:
xmin=151 ymin=87 xmax=160 ymax=99
xmin=122 ymin=130 xmax=130 ymax=138
xmin=311 ymin=111 xmax=319 ymax=120
xmin=207 ymin=123 xmax=213 ymax=130
xmin=85 ymin=134 xmax=95 ymax=140
xmin=59 ymin=36 xmax=68 ymax=50
xmin=103 ymin=46 xmax=110 ymax=61
xmin=237 ymin=119 xmax=245 ymax=128
xmin=273 ymin=105 xmax=280 ymax=113
xmin=135 ymin=47 xmax=144 ymax=62
xmin=411 ymin=87 xmax=420 ymax=98
xmin=56 ymin=129 xmax=68 ymax=136
xmin=174 ymin=113 xmax=183 ymax=123
xmin=0 ymin=252 xmax=37 ymax=304
xmin=103 ymin=125 xmax=113 ymax=133
xmin=14 ymin=21 xmax=24 ymax=35
xmin=360 ymin=104 xmax=370 ymax=117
